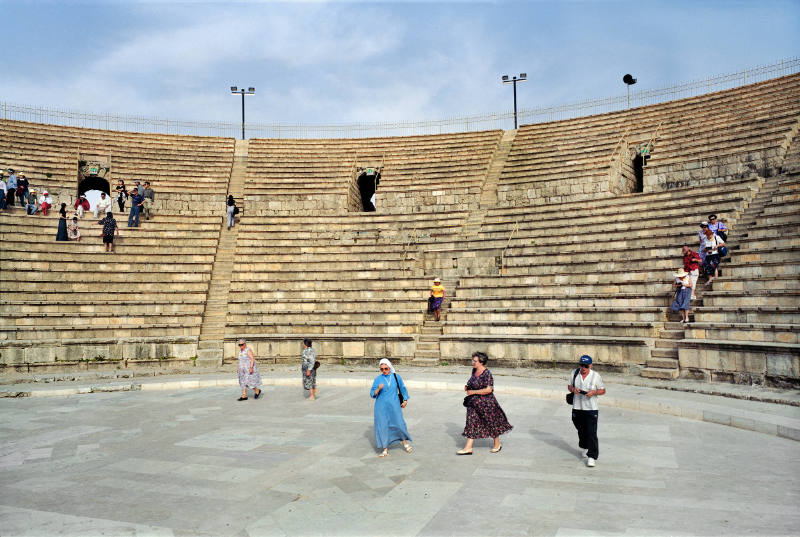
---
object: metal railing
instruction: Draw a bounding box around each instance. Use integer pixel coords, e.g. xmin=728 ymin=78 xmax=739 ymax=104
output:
xmin=402 ymin=227 xmax=419 ymax=273
xmin=1 ymin=57 xmax=797 ymax=139
xmin=499 ymin=221 xmax=519 ymax=275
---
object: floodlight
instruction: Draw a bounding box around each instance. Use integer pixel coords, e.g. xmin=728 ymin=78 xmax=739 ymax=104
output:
xmin=520 ymin=73 xmax=527 ymax=79
xmin=248 ymin=87 xmax=255 ymax=93
xmin=502 ymin=75 xmax=509 ymax=81
xmin=623 ymin=74 xmax=637 ymax=85
xmin=231 ymin=86 xmax=238 ymax=92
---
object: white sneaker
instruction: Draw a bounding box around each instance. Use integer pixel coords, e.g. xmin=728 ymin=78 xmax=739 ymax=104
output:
xmin=587 ymin=458 xmax=596 ymax=467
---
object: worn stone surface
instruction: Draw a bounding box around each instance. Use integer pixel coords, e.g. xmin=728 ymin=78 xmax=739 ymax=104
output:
xmin=0 ymin=370 xmax=799 ymax=536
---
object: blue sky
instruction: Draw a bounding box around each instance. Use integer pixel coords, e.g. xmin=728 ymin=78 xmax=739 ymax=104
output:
xmin=1 ymin=0 xmax=798 ymax=127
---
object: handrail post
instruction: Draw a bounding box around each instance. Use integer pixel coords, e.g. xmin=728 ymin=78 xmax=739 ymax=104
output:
xmin=500 ymin=221 xmax=518 ymax=275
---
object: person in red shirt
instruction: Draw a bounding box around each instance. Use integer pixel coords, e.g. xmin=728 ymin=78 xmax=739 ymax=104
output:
xmin=682 ymin=245 xmax=702 ymax=300
xmin=74 ymin=195 xmax=90 ymax=218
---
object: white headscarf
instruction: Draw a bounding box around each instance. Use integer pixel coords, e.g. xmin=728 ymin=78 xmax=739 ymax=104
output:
xmin=379 ymin=358 xmax=395 ymax=374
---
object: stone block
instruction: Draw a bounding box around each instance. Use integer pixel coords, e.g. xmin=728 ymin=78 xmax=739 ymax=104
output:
xmin=679 ymin=347 xmax=704 ymax=369
xmin=365 ymin=340 xmax=386 ymax=358
xmin=172 ymin=343 xmax=197 ymax=360
xmin=766 ymin=353 xmax=799 ymax=379
xmin=343 ymin=341 xmax=365 ymax=358
xmin=24 ymin=346 xmax=60 ymax=364
xmin=0 ymin=346 xmax=25 ymax=365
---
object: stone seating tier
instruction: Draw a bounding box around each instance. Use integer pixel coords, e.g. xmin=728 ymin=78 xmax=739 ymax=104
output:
xmin=496 ymin=74 xmax=799 ymax=203
xmin=693 ymin=307 xmax=800 ymax=324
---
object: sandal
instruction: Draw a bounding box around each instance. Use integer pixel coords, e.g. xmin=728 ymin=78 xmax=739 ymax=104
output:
xmin=254 ymin=389 xmax=261 ymax=399
xmin=404 ymin=444 xmax=413 ymax=453
xmin=237 ymin=396 xmax=248 ymax=401
xmin=379 ymin=450 xmax=388 ymax=458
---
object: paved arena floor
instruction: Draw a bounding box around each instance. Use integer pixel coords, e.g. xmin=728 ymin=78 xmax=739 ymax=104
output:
xmin=1 ymin=372 xmax=799 ymax=537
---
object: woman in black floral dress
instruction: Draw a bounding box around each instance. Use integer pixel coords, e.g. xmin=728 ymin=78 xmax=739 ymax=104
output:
xmin=458 ymin=352 xmax=512 ymax=455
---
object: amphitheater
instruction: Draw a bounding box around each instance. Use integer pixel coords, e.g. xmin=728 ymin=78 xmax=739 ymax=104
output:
xmin=1 ymin=72 xmax=799 ymax=388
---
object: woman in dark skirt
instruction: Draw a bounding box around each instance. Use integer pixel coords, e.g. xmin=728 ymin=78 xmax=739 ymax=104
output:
xmin=55 ymin=203 xmax=69 ymax=241
xmin=458 ymin=352 xmax=512 ymax=455
xmin=670 ymin=268 xmax=693 ymax=324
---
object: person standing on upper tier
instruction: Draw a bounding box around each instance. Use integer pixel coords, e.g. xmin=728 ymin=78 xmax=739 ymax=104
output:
xmin=128 ymin=188 xmax=144 ymax=227
xmin=567 ymin=354 xmax=606 ymax=468
xmin=142 ymin=182 xmax=155 ymax=220
xmin=16 ymin=173 xmax=29 ymax=207
xmin=0 ymin=172 xmax=7 ymax=210
xmin=5 ymin=169 xmax=17 ymax=207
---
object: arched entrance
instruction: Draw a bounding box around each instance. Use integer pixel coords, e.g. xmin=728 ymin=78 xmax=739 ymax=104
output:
xmin=78 ymin=176 xmax=111 ymax=211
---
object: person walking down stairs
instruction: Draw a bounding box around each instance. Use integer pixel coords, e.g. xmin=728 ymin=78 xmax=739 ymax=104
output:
xmin=428 ymin=278 xmax=445 ymax=321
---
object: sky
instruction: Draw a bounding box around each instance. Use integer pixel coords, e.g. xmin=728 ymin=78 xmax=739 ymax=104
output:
xmin=1 ymin=0 xmax=799 ymax=129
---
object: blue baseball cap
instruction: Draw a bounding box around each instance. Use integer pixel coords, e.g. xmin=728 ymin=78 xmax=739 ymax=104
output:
xmin=579 ymin=355 xmax=592 ymax=365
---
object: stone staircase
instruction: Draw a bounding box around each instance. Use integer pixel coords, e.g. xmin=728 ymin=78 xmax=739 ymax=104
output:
xmin=642 ymin=321 xmax=688 ymax=379
xmin=196 ymin=139 xmax=248 ymax=366
xmin=463 ymin=129 xmax=517 ymax=237
xmin=640 ymin=173 xmax=781 ymax=381
xmin=737 ymin=175 xmax=782 ymax=229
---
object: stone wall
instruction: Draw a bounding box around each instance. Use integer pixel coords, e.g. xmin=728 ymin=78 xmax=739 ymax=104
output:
xmin=223 ymin=335 xmax=416 ymax=365
xmin=440 ymin=336 xmax=650 ymax=372
xmin=0 ymin=337 xmax=199 ymax=374
xmin=496 ymin=171 xmax=617 ymax=208
xmin=377 ymin=188 xmax=479 ymax=214
xmin=678 ymin=341 xmax=800 ymax=388
xmin=643 ymin=148 xmax=784 ymax=192
xmin=244 ymin=193 xmax=347 ymax=215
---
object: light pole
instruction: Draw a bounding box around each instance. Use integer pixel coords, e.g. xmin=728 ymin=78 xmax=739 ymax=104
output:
xmin=623 ymin=74 xmax=637 ymax=109
xmin=502 ymin=73 xmax=526 ymax=129
xmin=230 ymin=86 xmax=255 ymax=140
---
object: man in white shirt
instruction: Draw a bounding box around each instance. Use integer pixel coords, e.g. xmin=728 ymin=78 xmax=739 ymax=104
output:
xmin=94 ymin=192 xmax=112 ymax=218
xmin=567 ymin=354 xmax=606 ymax=467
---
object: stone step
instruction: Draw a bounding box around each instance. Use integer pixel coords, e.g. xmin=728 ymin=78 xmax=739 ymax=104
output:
xmin=411 ymin=356 xmax=440 ymax=365
xmin=196 ymin=348 xmax=223 ymax=367
xmin=640 ymin=367 xmax=679 ymax=380
xmin=198 ymin=340 xmax=222 ymax=349
xmin=659 ymin=329 xmax=685 ymax=340
xmin=416 ymin=342 xmax=439 ymax=351
xmin=650 ymin=348 xmax=679 ymax=359
xmin=646 ymin=356 xmax=679 ymax=369
xmin=655 ymin=338 xmax=681 ymax=349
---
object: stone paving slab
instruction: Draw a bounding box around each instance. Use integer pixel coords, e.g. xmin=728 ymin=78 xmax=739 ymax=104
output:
xmin=2 ymin=366 xmax=799 ymax=441
xmin=1 ymin=374 xmax=800 ymax=536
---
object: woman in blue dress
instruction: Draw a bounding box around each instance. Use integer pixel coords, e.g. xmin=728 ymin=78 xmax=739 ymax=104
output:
xmin=370 ymin=358 xmax=412 ymax=457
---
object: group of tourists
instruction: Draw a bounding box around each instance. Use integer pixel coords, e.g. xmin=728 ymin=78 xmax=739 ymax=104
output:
xmin=671 ymin=213 xmax=729 ymax=324
xmin=235 ymin=339 xmax=605 ymax=468
xmin=114 ymin=179 xmax=155 ymax=227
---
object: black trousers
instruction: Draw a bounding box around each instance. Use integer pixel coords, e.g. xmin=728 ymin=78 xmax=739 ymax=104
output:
xmin=572 ymin=409 xmax=599 ymax=459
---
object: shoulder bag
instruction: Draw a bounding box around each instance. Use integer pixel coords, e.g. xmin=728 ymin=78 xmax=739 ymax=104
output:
xmin=565 ymin=369 xmax=580 ymax=405
xmin=393 ymin=373 xmax=404 ymax=404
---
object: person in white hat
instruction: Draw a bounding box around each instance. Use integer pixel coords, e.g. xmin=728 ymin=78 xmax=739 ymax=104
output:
xmin=670 ymin=268 xmax=693 ymax=324
xmin=74 ymin=194 xmax=90 ymax=218
xmin=428 ymin=277 xmax=445 ymax=321
xmin=38 ymin=190 xmax=53 ymax=216
xmin=25 ymin=188 xmax=39 ymax=215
